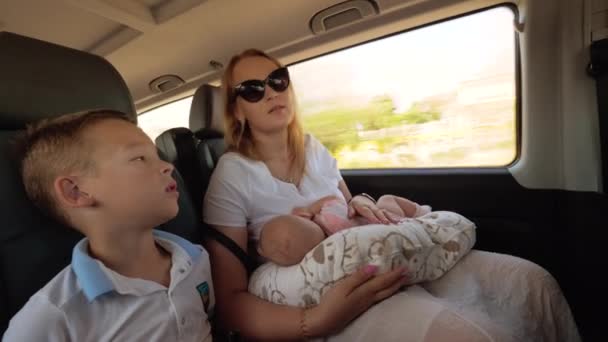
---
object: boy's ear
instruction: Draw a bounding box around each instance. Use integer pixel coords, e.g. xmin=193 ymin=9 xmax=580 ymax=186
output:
xmin=53 ymin=176 xmax=96 ymax=208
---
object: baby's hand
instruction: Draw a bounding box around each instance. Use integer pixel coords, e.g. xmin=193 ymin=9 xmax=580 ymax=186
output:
xmin=292 ymin=206 xmax=314 ymax=219
xmin=292 ymin=196 xmax=341 ymax=220
xmin=314 ymin=199 xmax=353 ymax=235
xmin=309 ymin=196 xmax=340 ymax=215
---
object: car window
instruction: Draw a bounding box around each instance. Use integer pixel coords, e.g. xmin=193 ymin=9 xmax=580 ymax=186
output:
xmin=290 ymin=6 xmax=518 ymax=169
xmin=138 ymin=96 xmax=193 ymax=141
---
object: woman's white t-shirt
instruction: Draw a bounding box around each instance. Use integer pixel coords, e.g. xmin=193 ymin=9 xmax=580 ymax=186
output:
xmin=203 ymin=134 xmax=344 ymax=241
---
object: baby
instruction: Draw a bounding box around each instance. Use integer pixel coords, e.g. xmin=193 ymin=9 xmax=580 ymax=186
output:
xmin=258 ymin=195 xmax=431 ymax=266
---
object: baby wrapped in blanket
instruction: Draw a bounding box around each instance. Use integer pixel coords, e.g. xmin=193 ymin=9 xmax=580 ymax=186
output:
xmin=249 ymin=196 xmax=476 ymax=307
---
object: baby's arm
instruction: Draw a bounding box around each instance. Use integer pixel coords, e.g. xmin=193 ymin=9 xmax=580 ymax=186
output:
xmin=377 ymin=195 xmax=432 ymax=219
xmin=313 ymin=199 xmax=357 ymax=235
xmin=291 ymin=196 xmax=355 ymax=237
xmin=292 ymin=195 xmax=339 ymax=219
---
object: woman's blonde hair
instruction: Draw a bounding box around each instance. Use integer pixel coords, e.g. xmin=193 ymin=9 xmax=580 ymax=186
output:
xmin=222 ymin=49 xmax=306 ymax=181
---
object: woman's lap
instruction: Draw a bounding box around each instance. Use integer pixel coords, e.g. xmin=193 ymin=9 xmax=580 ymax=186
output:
xmin=424 ymin=250 xmax=580 ymax=341
xmin=325 ymin=286 xmax=493 ymax=342
xmin=325 ymin=250 xmax=581 ymax=342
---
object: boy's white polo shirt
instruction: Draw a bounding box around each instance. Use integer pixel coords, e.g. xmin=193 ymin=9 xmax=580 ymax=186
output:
xmin=3 ymin=230 xmax=215 ymax=342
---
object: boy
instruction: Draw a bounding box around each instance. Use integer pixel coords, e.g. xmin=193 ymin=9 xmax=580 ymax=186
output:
xmin=3 ymin=110 xmax=214 ymax=341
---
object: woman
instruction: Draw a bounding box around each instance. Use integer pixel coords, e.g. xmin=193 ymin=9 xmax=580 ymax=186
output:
xmin=203 ymin=49 xmax=581 ymax=341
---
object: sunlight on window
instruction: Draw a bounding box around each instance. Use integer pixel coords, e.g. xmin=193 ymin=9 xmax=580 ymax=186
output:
xmin=138 ymin=97 xmax=193 ymax=141
xmin=290 ymin=7 xmax=517 ymax=169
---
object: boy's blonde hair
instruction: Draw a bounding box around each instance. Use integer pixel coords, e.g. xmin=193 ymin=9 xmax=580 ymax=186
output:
xmin=221 ymin=49 xmax=306 ymax=183
xmin=15 ymin=109 xmax=133 ymax=227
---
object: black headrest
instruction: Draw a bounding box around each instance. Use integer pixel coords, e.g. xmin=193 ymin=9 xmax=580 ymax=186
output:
xmin=0 ymin=31 xmax=136 ymax=129
xmin=155 ymin=127 xmax=195 ymax=166
xmin=155 ymin=128 xmax=206 ymax=210
xmin=189 ymin=84 xmax=223 ymax=133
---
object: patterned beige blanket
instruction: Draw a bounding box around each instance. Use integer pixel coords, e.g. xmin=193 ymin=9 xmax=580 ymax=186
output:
xmin=248 ymin=211 xmax=476 ymax=307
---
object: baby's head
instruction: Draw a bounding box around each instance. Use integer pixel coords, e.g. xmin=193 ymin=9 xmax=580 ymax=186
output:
xmin=258 ymin=215 xmax=326 ymax=266
xmin=16 ymin=109 xmax=179 ymax=234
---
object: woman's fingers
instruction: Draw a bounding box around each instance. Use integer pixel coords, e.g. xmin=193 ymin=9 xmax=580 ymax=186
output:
xmin=347 ymin=205 xmax=356 ymax=218
xmin=353 ymin=266 xmax=407 ymax=297
xmin=315 ymin=265 xmax=408 ymax=335
xmin=374 ymin=274 xmax=410 ymax=302
xmin=338 ymin=265 xmax=378 ymax=293
xmin=372 ymin=207 xmax=390 ymax=224
xmin=384 ymin=210 xmax=402 ymax=223
xmin=358 ymin=205 xmax=381 ymax=223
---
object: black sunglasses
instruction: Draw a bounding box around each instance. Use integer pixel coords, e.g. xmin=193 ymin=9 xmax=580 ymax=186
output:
xmin=231 ymin=67 xmax=290 ymax=103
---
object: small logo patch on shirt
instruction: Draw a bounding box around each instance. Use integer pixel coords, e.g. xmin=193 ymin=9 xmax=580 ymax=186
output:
xmin=196 ymin=281 xmax=210 ymax=312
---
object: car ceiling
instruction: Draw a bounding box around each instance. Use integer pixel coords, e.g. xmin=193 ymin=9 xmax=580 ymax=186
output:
xmin=0 ymin=0 xmax=511 ymax=112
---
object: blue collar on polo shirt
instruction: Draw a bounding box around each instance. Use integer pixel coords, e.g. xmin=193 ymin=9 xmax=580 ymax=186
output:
xmin=71 ymin=229 xmax=202 ymax=302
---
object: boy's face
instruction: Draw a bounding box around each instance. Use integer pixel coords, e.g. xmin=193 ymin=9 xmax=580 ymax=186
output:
xmin=78 ymin=119 xmax=179 ymax=230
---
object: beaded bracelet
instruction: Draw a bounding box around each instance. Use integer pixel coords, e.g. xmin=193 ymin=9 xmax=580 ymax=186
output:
xmin=300 ymin=307 xmax=311 ymax=340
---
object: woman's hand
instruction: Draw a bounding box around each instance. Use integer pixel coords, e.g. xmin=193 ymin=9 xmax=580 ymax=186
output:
xmin=305 ymin=265 xmax=409 ymax=336
xmin=348 ymin=195 xmax=396 ymax=224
